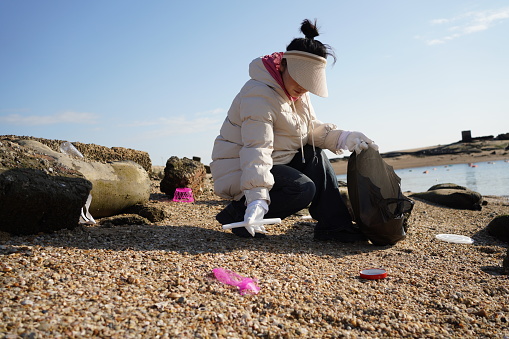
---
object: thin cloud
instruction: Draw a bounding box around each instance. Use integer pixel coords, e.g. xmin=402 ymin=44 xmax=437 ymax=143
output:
xmin=129 ymin=118 xmax=220 ymax=143
xmin=124 ymin=108 xmax=226 ymax=142
xmin=424 ymin=7 xmax=509 ymax=45
xmin=430 ymin=18 xmax=450 ymax=25
xmin=195 ymin=108 xmax=225 ymax=116
xmin=121 ymin=108 xmax=224 ymax=128
xmin=0 ymin=111 xmax=99 ymax=125
xmin=124 ymin=108 xmax=225 ymax=127
xmin=146 ymin=116 xmax=222 ymax=137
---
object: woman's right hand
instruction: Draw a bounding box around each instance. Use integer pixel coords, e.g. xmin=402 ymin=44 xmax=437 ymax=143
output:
xmin=338 ymin=131 xmax=379 ymax=154
xmin=243 ymin=200 xmax=269 ymax=236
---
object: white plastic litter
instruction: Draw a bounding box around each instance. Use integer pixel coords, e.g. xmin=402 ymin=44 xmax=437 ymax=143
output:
xmin=60 ymin=141 xmax=84 ymax=158
xmin=436 ymin=234 xmax=473 ymax=244
xmin=79 ymin=193 xmax=96 ymax=225
xmin=60 ymin=141 xmax=95 ymax=225
xmin=222 ymin=218 xmax=281 ymax=230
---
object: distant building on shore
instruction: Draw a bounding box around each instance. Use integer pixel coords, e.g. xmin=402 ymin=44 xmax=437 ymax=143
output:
xmin=461 ymin=130 xmax=472 ymax=142
xmin=461 ymin=130 xmax=501 ymax=142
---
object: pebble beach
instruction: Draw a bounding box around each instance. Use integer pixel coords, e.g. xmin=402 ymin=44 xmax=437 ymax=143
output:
xmin=1 ymin=175 xmax=509 ymax=338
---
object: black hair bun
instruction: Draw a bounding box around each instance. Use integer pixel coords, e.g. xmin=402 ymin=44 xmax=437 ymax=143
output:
xmin=300 ymin=19 xmax=319 ymax=39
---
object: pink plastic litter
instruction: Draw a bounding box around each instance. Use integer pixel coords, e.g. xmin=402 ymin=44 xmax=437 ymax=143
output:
xmin=172 ymin=188 xmax=194 ymax=202
xmin=212 ymin=268 xmax=260 ymax=295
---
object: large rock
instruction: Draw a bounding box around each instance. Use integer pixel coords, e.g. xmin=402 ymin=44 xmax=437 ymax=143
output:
xmin=428 ymin=183 xmax=467 ymax=191
xmin=0 ymin=138 xmax=91 ymax=234
xmin=410 ymin=183 xmax=483 ymax=210
xmin=486 ymin=215 xmax=509 ymax=242
xmin=122 ymin=203 xmax=167 ymax=222
xmin=160 ymin=156 xmax=206 ymax=197
xmin=99 ymin=214 xmax=151 ymax=227
xmin=1 ymin=135 xmax=152 ymax=172
xmin=2 ymin=138 xmax=151 ymax=218
xmin=0 ymin=168 xmax=92 ymax=235
xmin=85 ymin=160 xmax=151 ymax=218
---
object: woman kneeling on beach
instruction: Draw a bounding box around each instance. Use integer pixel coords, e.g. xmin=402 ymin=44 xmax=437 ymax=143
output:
xmin=210 ymin=19 xmax=378 ymax=241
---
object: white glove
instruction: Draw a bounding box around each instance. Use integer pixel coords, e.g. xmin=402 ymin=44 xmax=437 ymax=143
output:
xmin=337 ymin=131 xmax=379 ymax=154
xmin=243 ymin=199 xmax=269 ymax=237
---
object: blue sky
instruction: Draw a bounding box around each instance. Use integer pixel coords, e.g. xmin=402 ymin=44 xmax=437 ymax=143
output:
xmin=1 ymin=1 xmax=508 ymax=166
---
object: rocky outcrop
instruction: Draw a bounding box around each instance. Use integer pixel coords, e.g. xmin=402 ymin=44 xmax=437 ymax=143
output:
xmin=14 ymin=140 xmax=151 ymax=218
xmin=410 ymin=183 xmax=483 ymax=211
xmin=1 ymin=135 xmax=152 ymax=172
xmin=0 ymin=138 xmax=92 ymax=234
xmin=0 ymin=168 xmax=92 ymax=235
xmin=0 ymin=138 xmax=85 ymax=179
xmin=1 ymin=137 xmax=151 ymax=224
xmin=160 ymin=156 xmax=207 ymax=198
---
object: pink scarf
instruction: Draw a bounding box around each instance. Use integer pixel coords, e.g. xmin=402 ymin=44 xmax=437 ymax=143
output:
xmin=262 ymin=52 xmax=298 ymax=101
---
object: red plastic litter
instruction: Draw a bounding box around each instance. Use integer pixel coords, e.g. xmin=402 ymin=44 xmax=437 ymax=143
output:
xmin=360 ymin=268 xmax=387 ymax=280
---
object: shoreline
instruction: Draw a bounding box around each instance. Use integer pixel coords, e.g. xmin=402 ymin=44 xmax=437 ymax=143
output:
xmin=331 ymin=149 xmax=509 ymax=175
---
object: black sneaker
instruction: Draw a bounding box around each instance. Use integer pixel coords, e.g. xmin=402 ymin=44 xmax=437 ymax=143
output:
xmin=216 ymin=203 xmax=243 ymax=225
xmin=216 ymin=204 xmax=266 ymax=238
xmin=231 ymin=227 xmax=267 ymax=238
xmin=314 ymin=226 xmax=367 ymax=243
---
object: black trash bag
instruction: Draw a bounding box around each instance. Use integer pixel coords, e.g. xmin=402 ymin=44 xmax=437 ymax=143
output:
xmin=347 ymin=147 xmax=414 ymax=246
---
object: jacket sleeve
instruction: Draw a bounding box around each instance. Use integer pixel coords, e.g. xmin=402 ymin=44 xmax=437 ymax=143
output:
xmin=311 ymin=120 xmax=344 ymax=154
xmin=238 ymin=87 xmax=277 ymax=205
xmin=304 ymin=95 xmax=343 ymax=154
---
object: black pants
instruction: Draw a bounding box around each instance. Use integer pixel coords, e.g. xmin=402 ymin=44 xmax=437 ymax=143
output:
xmin=221 ymin=145 xmax=353 ymax=230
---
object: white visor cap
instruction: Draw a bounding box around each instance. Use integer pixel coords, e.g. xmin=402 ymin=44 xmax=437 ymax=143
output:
xmin=283 ymin=50 xmax=328 ymax=98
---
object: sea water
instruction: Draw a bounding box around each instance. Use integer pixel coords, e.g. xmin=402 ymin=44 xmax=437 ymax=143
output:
xmin=337 ymin=160 xmax=509 ymax=197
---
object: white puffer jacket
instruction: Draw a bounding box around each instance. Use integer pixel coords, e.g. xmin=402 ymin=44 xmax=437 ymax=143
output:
xmin=210 ymin=56 xmax=343 ymax=204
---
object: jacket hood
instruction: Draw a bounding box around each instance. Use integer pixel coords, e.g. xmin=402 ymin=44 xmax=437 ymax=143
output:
xmin=248 ymin=57 xmax=287 ymax=99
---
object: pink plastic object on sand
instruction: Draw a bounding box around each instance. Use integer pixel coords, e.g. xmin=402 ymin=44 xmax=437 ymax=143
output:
xmin=172 ymin=188 xmax=194 ymax=202
xmin=212 ymin=268 xmax=260 ymax=295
